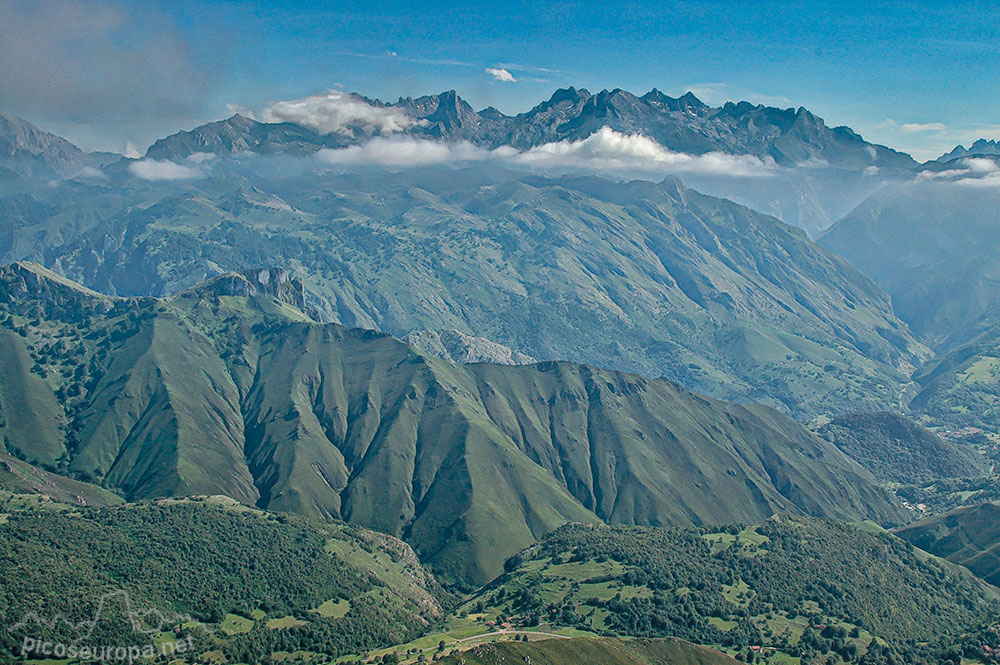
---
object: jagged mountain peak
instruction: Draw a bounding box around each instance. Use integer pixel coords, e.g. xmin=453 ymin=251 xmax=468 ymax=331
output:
xmin=0 ymin=111 xmax=95 ymax=178
xmin=938 ymin=138 xmax=1000 ymax=162
xmin=114 ymin=86 xmax=917 ymax=175
xmin=530 ymin=86 xmax=592 ymax=112
xmin=0 ymin=113 xmax=80 ymax=154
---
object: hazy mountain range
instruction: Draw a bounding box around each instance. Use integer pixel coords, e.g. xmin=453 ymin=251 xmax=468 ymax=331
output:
xmin=141 ymin=88 xmax=919 ymax=236
xmin=938 ymin=138 xmax=1000 ymax=162
xmin=145 ymin=88 xmax=916 ymax=171
xmin=1 ymin=87 xmax=927 ymax=236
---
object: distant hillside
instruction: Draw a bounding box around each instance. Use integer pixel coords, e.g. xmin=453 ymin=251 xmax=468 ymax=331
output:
xmin=896 ymin=503 xmax=1000 ymax=587
xmin=0 ymin=168 xmax=928 ymax=419
xmin=820 ymin=178 xmax=1000 ymax=350
xmin=0 ymin=112 xmax=109 ymax=179
xmin=817 ymin=412 xmax=988 ymax=484
xmin=0 ymin=450 xmax=123 ymax=507
xmin=0 ymin=494 xmax=446 ymax=663
xmin=910 ymin=324 xmax=1000 ymax=429
xmin=0 ymin=262 xmax=905 ymax=586
xmin=436 ymin=637 xmax=739 ymax=665
xmin=464 ymin=518 xmax=998 ymax=664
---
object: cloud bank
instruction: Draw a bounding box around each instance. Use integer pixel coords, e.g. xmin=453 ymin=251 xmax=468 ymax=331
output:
xmin=315 ymin=127 xmax=774 ymax=178
xmin=916 ymin=157 xmax=1000 ymax=187
xmin=129 ymin=157 xmax=205 ymax=181
xmin=318 ymin=138 xmax=498 ymax=167
xmin=259 ymin=91 xmax=418 ymax=136
xmin=901 ymin=122 xmax=948 ymax=132
xmin=513 ymin=127 xmax=774 ymax=177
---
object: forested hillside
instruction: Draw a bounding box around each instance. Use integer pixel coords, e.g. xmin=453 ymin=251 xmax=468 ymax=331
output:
xmin=462 ymin=518 xmax=999 ymax=664
xmin=0 ymin=494 xmax=445 ymax=663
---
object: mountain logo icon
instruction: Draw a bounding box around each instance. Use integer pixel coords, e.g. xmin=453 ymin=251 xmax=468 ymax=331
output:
xmin=9 ymin=589 xmax=194 ymax=644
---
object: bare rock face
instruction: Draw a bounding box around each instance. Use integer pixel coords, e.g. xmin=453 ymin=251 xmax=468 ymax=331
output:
xmin=196 ymin=267 xmax=309 ymax=311
xmin=403 ymin=328 xmax=536 ymax=366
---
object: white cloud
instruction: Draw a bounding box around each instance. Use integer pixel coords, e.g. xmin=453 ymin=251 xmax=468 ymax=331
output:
xmin=511 ymin=127 xmax=774 ymax=177
xmin=954 ymin=175 xmax=1000 ymax=187
xmin=123 ymin=141 xmax=143 ymax=159
xmin=315 ymin=126 xmax=774 ymax=178
xmin=186 ymin=152 xmax=217 ymax=164
xmin=962 ymin=157 xmax=998 ymax=173
xmin=317 ymin=137 xmax=496 ymax=167
xmin=129 ymin=158 xmax=203 ymax=181
xmin=917 ymin=168 xmax=970 ymax=180
xmin=259 ymin=90 xmax=417 ymax=136
xmin=73 ymin=166 xmax=107 ymax=179
xmin=901 ymin=122 xmax=948 ymax=132
xmin=485 ymin=67 xmax=517 ymax=83
xmin=915 ymin=157 xmax=1000 ymax=185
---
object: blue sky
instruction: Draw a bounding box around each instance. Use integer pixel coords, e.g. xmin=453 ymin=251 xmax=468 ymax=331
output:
xmin=3 ymin=0 xmax=998 ymax=160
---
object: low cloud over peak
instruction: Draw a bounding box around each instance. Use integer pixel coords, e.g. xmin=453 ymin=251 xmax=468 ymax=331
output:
xmin=314 ymin=126 xmax=775 ymax=178
xmin=128 ymin=153 xmax=213 ymax=181
xmin=916 ymin=156 xmax=1000 ymax=187
xmin=259 ymin=90 xmax=418 ymax=136
xmin=318 ymin=137 xmax=495 ymax=167
xmin=514 ymin=127 xmax=774 ymax=177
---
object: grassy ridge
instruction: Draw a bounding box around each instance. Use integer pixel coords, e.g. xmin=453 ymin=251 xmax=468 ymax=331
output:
xmin=0 ymin=262 xmax=906 ymax=586
xmin=910 ymin=326 xmax=1000 ymax=430
xmin=435 ymin=637 xmax=739 ymax=665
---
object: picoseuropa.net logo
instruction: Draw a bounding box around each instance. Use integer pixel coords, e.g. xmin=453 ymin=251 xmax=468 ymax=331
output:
xmin=9 ymin=589 xmax=197 ymax=663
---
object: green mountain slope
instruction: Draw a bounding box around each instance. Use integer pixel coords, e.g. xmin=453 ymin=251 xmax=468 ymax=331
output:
xmin=436 ymin=637 xmax=739 ymax=665
xmin=462 ymin=518 xmax=998 ymax=664
xmin=909 ymin=324 xmax=1000 ymax=430
xmin=816 ymin=412 xmax=988 ymax=484
xmin=0 ymin=494 xmax=446 ymax=663
xmin=0 ymin=168 xmax=927 ymax=418
xmin=0 ymin=450 xmax=123 ymax=507
xmin=896 ymin=503 xmax=1000 ymax=587
xmin=0 ymin=262 xmax=905 ymax=585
